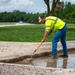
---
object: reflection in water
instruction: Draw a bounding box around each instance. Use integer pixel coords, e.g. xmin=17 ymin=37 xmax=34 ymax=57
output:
xmin=33 ymin=62 xmax=47 ymax=67
xmin=15 ymin=54 xmax=75 ymax=69
xmin=31 ymin=54 xmax=75 ymax=69
xmin=62 ymin=58 xmax=68 ymax=68
xmin=67 ymin=54 xmax=75 ymax=68
xmin=32 ymin=57 xmax=68 ymax=68
xmin=47 ymin=59 xmax=57 ymax=68
xmin=44 ymin=58 xmax=68 ymax=68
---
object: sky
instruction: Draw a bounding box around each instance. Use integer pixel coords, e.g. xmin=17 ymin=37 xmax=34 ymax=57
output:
xmin=0 ymin=0 xmax=75 ymax=13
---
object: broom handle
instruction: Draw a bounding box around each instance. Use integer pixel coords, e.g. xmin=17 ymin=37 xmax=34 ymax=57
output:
xmin=32 ymin=42 xmax=43 ymax=54
xmin=36 ymin=42 xmax=43 ymax=51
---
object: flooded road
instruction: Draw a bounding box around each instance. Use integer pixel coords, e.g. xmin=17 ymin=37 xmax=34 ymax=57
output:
xmin=15 ymin=49 xmax=75 ymax=69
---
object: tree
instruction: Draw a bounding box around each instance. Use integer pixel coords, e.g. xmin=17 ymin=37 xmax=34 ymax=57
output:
xmin=64 ymin=2 xmax=73 ymax=14
xmin=43 ymin=0 xmax=61 ymax=16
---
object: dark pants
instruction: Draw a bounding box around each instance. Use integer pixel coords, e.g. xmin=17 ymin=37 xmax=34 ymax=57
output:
xmin=52 ymin=25 xmax=68 ymax=57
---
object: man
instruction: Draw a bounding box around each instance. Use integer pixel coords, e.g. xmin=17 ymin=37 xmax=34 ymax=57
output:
xmin=38 ymin=16 xmax=68 ymax=59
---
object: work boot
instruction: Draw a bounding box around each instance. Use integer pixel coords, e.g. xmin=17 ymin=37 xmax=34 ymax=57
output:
xmin=59 ymin=54 xmax=68 ymax=58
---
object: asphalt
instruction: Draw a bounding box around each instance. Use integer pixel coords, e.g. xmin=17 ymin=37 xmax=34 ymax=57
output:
xmin=0 ymin=41 xmax=75 ymax=62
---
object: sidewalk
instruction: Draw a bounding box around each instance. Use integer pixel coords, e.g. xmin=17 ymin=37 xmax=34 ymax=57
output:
xmin=0 ymin=23 xmax=35 ymax=27
xmin=0 ymin=41 xmax=75 ymax=62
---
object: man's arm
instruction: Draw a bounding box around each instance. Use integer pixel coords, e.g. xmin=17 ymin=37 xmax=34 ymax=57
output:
xmin=41 ymin=29 xmax=53 ymax=42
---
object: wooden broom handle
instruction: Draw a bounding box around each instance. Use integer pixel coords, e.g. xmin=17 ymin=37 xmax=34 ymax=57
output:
xmin=35 ymin=42 xmax=43 ymax=51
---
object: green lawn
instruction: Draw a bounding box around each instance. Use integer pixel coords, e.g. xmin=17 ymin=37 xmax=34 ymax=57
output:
xmin=0 ymin=22 xmax=16 ymax=25
xmin=67 ymin=24 xmax=75 ymax=28
xmin=0 ymin=24 xmax=75 ymax=42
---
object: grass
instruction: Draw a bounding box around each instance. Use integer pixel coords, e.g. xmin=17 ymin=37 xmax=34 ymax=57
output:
xmin=0 ymin=23 xmax=75 ymax=42
xmin=67 ymin=24 xmax=75 ymax=28
xmin=0 ymin=22 xmax=16 ymax=25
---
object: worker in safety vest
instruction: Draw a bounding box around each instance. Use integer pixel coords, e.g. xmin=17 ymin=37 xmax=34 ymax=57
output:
xmin=38 ymin=16 xmax=68 ymax=59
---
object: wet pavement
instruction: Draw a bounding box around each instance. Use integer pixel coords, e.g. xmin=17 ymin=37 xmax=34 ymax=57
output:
xmin=0 ymin=41 xmax=75 ymax=62
xmin=15 ymin=49 xmax=75 ymax=69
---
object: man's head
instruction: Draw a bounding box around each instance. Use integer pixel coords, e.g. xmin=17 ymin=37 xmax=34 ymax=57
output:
xmin=38 ymin=16 xmax=45 ymax=23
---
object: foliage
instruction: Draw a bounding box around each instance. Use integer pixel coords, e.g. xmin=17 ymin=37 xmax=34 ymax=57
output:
xmin=0 ymin=2 xmax=75 ymax=23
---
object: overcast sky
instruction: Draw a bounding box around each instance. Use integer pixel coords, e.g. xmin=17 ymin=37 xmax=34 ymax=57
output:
xmin=0 ymin=0 xmax=75 ymax=13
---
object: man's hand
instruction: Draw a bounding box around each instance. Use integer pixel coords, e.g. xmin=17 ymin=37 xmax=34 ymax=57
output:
xmin=41 ymin=39 xmax=45 ymax=42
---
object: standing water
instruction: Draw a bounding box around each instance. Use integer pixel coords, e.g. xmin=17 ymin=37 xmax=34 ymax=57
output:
xmin=15 ymin=49 xmax=75 ymax=69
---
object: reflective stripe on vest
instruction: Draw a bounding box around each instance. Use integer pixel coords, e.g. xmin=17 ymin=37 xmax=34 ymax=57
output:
xmin=46 ymin=17 xmax=58 ymax=29
xmin=46 ymin=17 xmax=58 ymax=24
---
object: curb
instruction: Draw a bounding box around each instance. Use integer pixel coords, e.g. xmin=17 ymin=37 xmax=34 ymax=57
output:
xmin=0 ymin=48 xmax=75 ymax=63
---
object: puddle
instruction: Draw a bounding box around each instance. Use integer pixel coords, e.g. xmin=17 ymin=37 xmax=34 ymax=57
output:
xmin=14 ymin=49 xmax=75 ymax=69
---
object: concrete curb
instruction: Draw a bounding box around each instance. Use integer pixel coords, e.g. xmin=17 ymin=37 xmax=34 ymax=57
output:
xmin=0 ymin=41 xmax=75 ymax=62
xmin=0 ymin=48 xmax=75 ymax=63
xmin=0 ymin=63 xmax=75 ymax=75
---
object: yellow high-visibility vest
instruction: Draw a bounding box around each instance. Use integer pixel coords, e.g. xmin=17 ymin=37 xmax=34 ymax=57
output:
xmin=45 ymin=16 xmax=65 ymax=32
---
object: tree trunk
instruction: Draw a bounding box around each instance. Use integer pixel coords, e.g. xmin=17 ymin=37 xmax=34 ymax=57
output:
xmin=47 ymin=2 xmax=51 ymax=16
xmin=44 ymin=0 xmax=60 ymax=16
